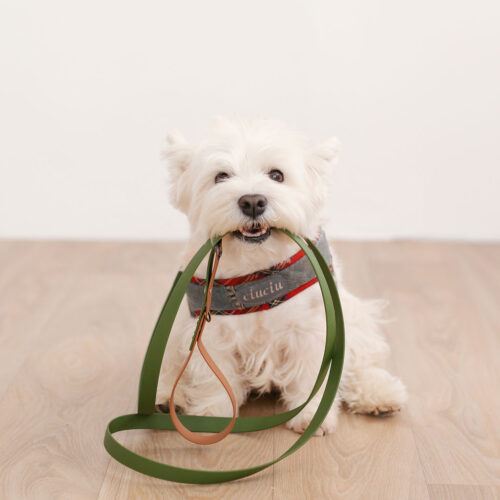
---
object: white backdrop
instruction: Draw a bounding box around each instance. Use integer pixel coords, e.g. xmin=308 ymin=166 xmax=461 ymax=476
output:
xmin=1 ymin=1 xmax=499 ymax=241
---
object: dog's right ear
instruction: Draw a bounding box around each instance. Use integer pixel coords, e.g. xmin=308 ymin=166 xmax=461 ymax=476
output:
xmin=163 ymin=131 xmax=193 ymax=213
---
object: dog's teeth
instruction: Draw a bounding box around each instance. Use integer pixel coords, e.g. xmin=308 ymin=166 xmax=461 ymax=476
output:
xmin=241 ymin=227 xmax=267 ymax=237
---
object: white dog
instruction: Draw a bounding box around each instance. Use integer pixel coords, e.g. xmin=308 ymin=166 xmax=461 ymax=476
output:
xmin=157 ymin=117 xmax=407 ymax=435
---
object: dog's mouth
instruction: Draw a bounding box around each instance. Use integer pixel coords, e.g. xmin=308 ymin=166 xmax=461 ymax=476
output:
xmin=232 ymin=222 xmax=271 ymax=243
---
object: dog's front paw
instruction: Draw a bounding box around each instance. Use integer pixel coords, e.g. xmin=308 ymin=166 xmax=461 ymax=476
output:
xmin=344 ymin=368 xmax=408 ymax=416
xmin=286 ymin=409 xmax=338 ymax=436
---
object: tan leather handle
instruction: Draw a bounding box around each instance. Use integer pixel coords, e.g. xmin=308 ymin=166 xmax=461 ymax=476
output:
xmin=169 ymin=242 xmax=237 ymax=445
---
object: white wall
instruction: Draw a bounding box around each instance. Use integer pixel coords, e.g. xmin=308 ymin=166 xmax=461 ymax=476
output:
xmin=1 ymin=0 xmax=499 ymax=241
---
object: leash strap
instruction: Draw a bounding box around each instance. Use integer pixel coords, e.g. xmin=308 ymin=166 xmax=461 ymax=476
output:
xmin=103 ymin=229 xmax=345 ymax=484
xmin=169 ymin=241 xmax=238 ymax=444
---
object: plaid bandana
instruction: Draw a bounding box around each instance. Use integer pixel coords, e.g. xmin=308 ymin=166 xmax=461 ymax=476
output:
xmin=186 ymin=229 xmax=333 ymax=316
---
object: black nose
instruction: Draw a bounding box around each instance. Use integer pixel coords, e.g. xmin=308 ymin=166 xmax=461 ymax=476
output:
xmin=238 ymin=194 xmax=268 ymax=218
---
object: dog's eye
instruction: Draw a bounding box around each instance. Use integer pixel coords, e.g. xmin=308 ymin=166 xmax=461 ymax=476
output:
xmin=268 ymin=169 xmax=284 ymax=183
xmin=215 ymin=172 xmax=230 ymax=183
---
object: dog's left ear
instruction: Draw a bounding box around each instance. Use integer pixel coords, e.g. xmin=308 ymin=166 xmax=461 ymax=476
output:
xmin=308 ymin=137 xmax=340 ymax=178
xmin=164 ymin=131 xmax=193 ymax=213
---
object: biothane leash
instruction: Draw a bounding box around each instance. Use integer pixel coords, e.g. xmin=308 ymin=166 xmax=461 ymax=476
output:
xmin=104 ymin=229 xmax=345 ymax=484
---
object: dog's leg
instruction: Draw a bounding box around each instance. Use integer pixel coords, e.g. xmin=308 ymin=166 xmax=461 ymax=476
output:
xmin=283 ymin=378 xmax=341 ymax=436
xmin=157 ymin=331 xmax=247 ymax=418
xmin=341 ymin=366 xmax=408 ymax=415
xmin=276 ymin=314 xmax=341 ymax=436
xmin=182 ymin=348 xmax=247 ymax=417
xmin=339 ymin=289 xmax=408 ymax=415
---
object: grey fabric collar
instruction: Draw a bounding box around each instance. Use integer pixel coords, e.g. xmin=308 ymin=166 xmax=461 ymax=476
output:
xmin=186 ymin=229 xmax=333 ymax=316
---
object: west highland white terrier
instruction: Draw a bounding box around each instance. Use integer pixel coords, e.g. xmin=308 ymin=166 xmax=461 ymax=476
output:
xmin=157 ymin=117 xmax=407 ymax=435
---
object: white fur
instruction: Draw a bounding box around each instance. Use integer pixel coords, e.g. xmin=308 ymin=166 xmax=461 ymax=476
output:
xmin=159 ymin=117 xmax=407 ymax=435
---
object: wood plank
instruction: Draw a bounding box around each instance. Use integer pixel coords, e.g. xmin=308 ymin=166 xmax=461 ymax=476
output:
xmin=0 ymin=241 xmax=38 ymax=286
xmin=427 ymin=483 xmax=500 ymax=500
xmin=0 ymin=242 xmax=172 ymax=499
xmin=365 ymin=241 xmax=500 ymax=486
xmin=1 ymin=240 xmax=499 ymax=499
xmin=274 ymin=411 xmax=428 ymax=499
xmin=0 ymin=242 xmax=110 ymax=400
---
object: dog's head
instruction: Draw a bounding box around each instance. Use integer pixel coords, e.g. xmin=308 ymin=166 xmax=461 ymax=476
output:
xmin=165 ymin=117 xmax=339 ymax=244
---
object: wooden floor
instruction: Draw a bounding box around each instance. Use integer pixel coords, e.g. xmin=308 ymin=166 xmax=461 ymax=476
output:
xmin=0 ymin=240 xmax=499 ymax=500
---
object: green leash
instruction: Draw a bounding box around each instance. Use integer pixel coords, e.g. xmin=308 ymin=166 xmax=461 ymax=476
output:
xmin=103 ymin=229 xmax=345 ymax=484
